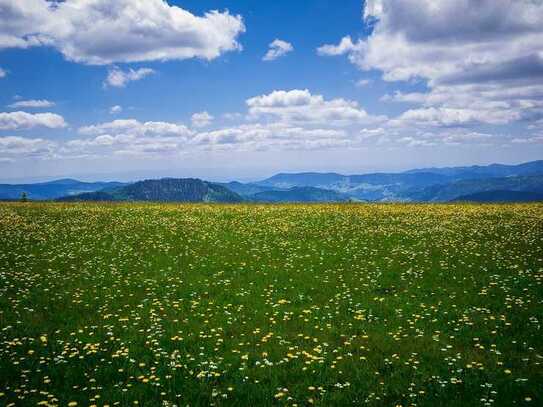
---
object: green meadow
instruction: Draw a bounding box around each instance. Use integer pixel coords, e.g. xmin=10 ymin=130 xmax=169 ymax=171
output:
xmin=0 ymin=203 xmax=542 ymax=406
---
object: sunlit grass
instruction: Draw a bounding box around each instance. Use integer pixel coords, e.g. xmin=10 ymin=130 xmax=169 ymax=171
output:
xmin=0 ymin=202 xmax=542 ymax=406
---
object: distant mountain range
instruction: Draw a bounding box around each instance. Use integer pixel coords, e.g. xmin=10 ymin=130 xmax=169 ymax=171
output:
xmin=0 ymin=179 xmax=126 ymax=201
xmin=1 ymin=160 xmax=542 ymax=203
xmin=245 ymin=160 xmax=543 ymax=202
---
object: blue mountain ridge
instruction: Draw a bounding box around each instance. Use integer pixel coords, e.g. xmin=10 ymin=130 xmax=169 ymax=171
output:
xmin=2 ymin=160 xmax=542 ymax=203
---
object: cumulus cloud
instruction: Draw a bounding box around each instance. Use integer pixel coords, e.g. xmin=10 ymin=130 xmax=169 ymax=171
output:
xmin=191 ymin=111 xmax=214 ymax=128
xmin=66 ymin=133 xmax=183 ymax=157
xmin=317 ymin=36 xmax=355 ymax=56
xmin=436 ymin=54 xmax=543 ymax=87
xmin=319 ymin=0 xmax=543 ymax=128
xmin=192 ymin=123 xmax=348 ymax=150
xmin=109 ymin=105 xmax=122 ymax=115
xmin=358 ymin=126 xmax=507 ymax=148
xmin=69 ymin=118 xmax=195 ymax=158
xmin=3 ymin=113 xmax=522 ymax=163
xmin=246 ymin=89 xmax=384 ymax=126
xmin=7 ymin=99 xmax=55 ymax=108
xmin=54 ymin=103 xmax=367 ymax=158
xmin=78 ymin=119 xmax=193 ymax=138
xmin=263 ymin=39 xmax=293 ymax=61
xmin=0 ymin=67 xmax=6 ymax=78
xmin=61 ymin=114 xmax=512 ymax=160
xmin=349 ymin=0 xmax=543 ymax=83
xmin=104 ymin=67 xmax=155 ymax=88
xmin=397 ymin=130 xmax=505 ymax=148
xmin=4 ymin=80 xmax=532 ymax=164
xmin=77 ymin=116 xmax=350 ymax=152
xmin=66 ymin=121 xmax=351 ymax=158
xmin=393 ymin=107 xmax=519 ymax=127
xmin=0 ymin=111 xmax=67 ymax=130
xmin=0 ymin=0 xmax=245 ymax=65
xmin=0 ymin=136 xmax=56 ymax=158
xmin=385 ymin=82 xmax=543 ymax=126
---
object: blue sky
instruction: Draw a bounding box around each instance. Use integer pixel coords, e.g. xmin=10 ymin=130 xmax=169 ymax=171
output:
xmin=1 ymin=0 xmax=542 ymax=182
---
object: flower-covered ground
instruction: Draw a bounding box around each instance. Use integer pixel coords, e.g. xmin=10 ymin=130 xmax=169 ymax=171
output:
xmin=0 ymin=203 xmax=542 ymax=406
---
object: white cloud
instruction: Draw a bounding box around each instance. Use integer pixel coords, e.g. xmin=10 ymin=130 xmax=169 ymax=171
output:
xmin=191 ymin=111 xmax=214 ymax=128
xmin=68 ymin=116 xmax=512 ymax=158
xmin=104 ymin=67 xmax=155 ymax=88
xmin=57 ymin=109 xmax=360 ymax=158
xmin=109 ymin=105 xmax=123 ymax=115
xmin=190 ymin=122 xmax=511 ymax=152
xmin=263 ymin=39 xmax=293 ymax=61
xmin=0 ymin=136 xmax=56 ymax=157
xmin=78 ymin=119 xmax=192 ymax=138
xmin=8 ymin=99 xmax=55 ymax=108
xmin=192 ymin=123 xmax=347 ymax=149
xmin=0 ymin=0 xmax=245 ymax=65
xmin=319 ymin=0 xmax=543 ymax=129
xmin=68 ymin=121 xmax=351 ymax=158
xmin=349 ymin=0 xmax=543 ymax=83
xmin=70 ymin=118 xmax=195 ymax=158
xmin=358 ymin=126 xmax=507 ymax=148
xmin=0 ymin=67 xmax=6 ymax=78
xmin=4 ymin=110 xmax=524 ymax=162
xmin=66 ymin=133 xmax=182 ymax=158
xmin=6 ymin=78 xmax=533 ymax=164
xmin=317 ymin=36 xmax=355 ymax=56
xmin=246 ymin=89 xmax=384 ymax=126
xmin=385 ymin=82 xmax=543 ymax=126
xmin=0 ymin=111 xmax=67 ymax=130
xmin=0 ymin=0 xmax=50 ymax=49
xmin=393 ymin=107 xmax=519 ymax=127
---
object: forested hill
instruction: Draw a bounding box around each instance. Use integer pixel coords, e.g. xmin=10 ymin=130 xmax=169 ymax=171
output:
xmin=58 ymin=178 xmax=243 ymax=203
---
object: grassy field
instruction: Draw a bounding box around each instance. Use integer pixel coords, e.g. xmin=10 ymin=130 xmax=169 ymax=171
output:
xmin=0 ymin=203 xmax=542 ymax=406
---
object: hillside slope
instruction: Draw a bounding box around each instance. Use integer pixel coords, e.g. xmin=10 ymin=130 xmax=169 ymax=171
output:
xmin=59 ymin=178 xmax=243 ymax=203
xmin=250 ymin=186 xmax=351 ymax=203
xmin=408 ymin=176 xmax=543 ymax=202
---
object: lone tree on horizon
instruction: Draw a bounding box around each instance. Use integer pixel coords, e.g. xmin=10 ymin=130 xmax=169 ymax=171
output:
xmin=20 ymin=192 xmax=28 ymax=202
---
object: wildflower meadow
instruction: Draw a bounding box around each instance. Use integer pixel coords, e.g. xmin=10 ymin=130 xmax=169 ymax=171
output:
xmin=0 ymin=203 xmax=542 ymax=406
